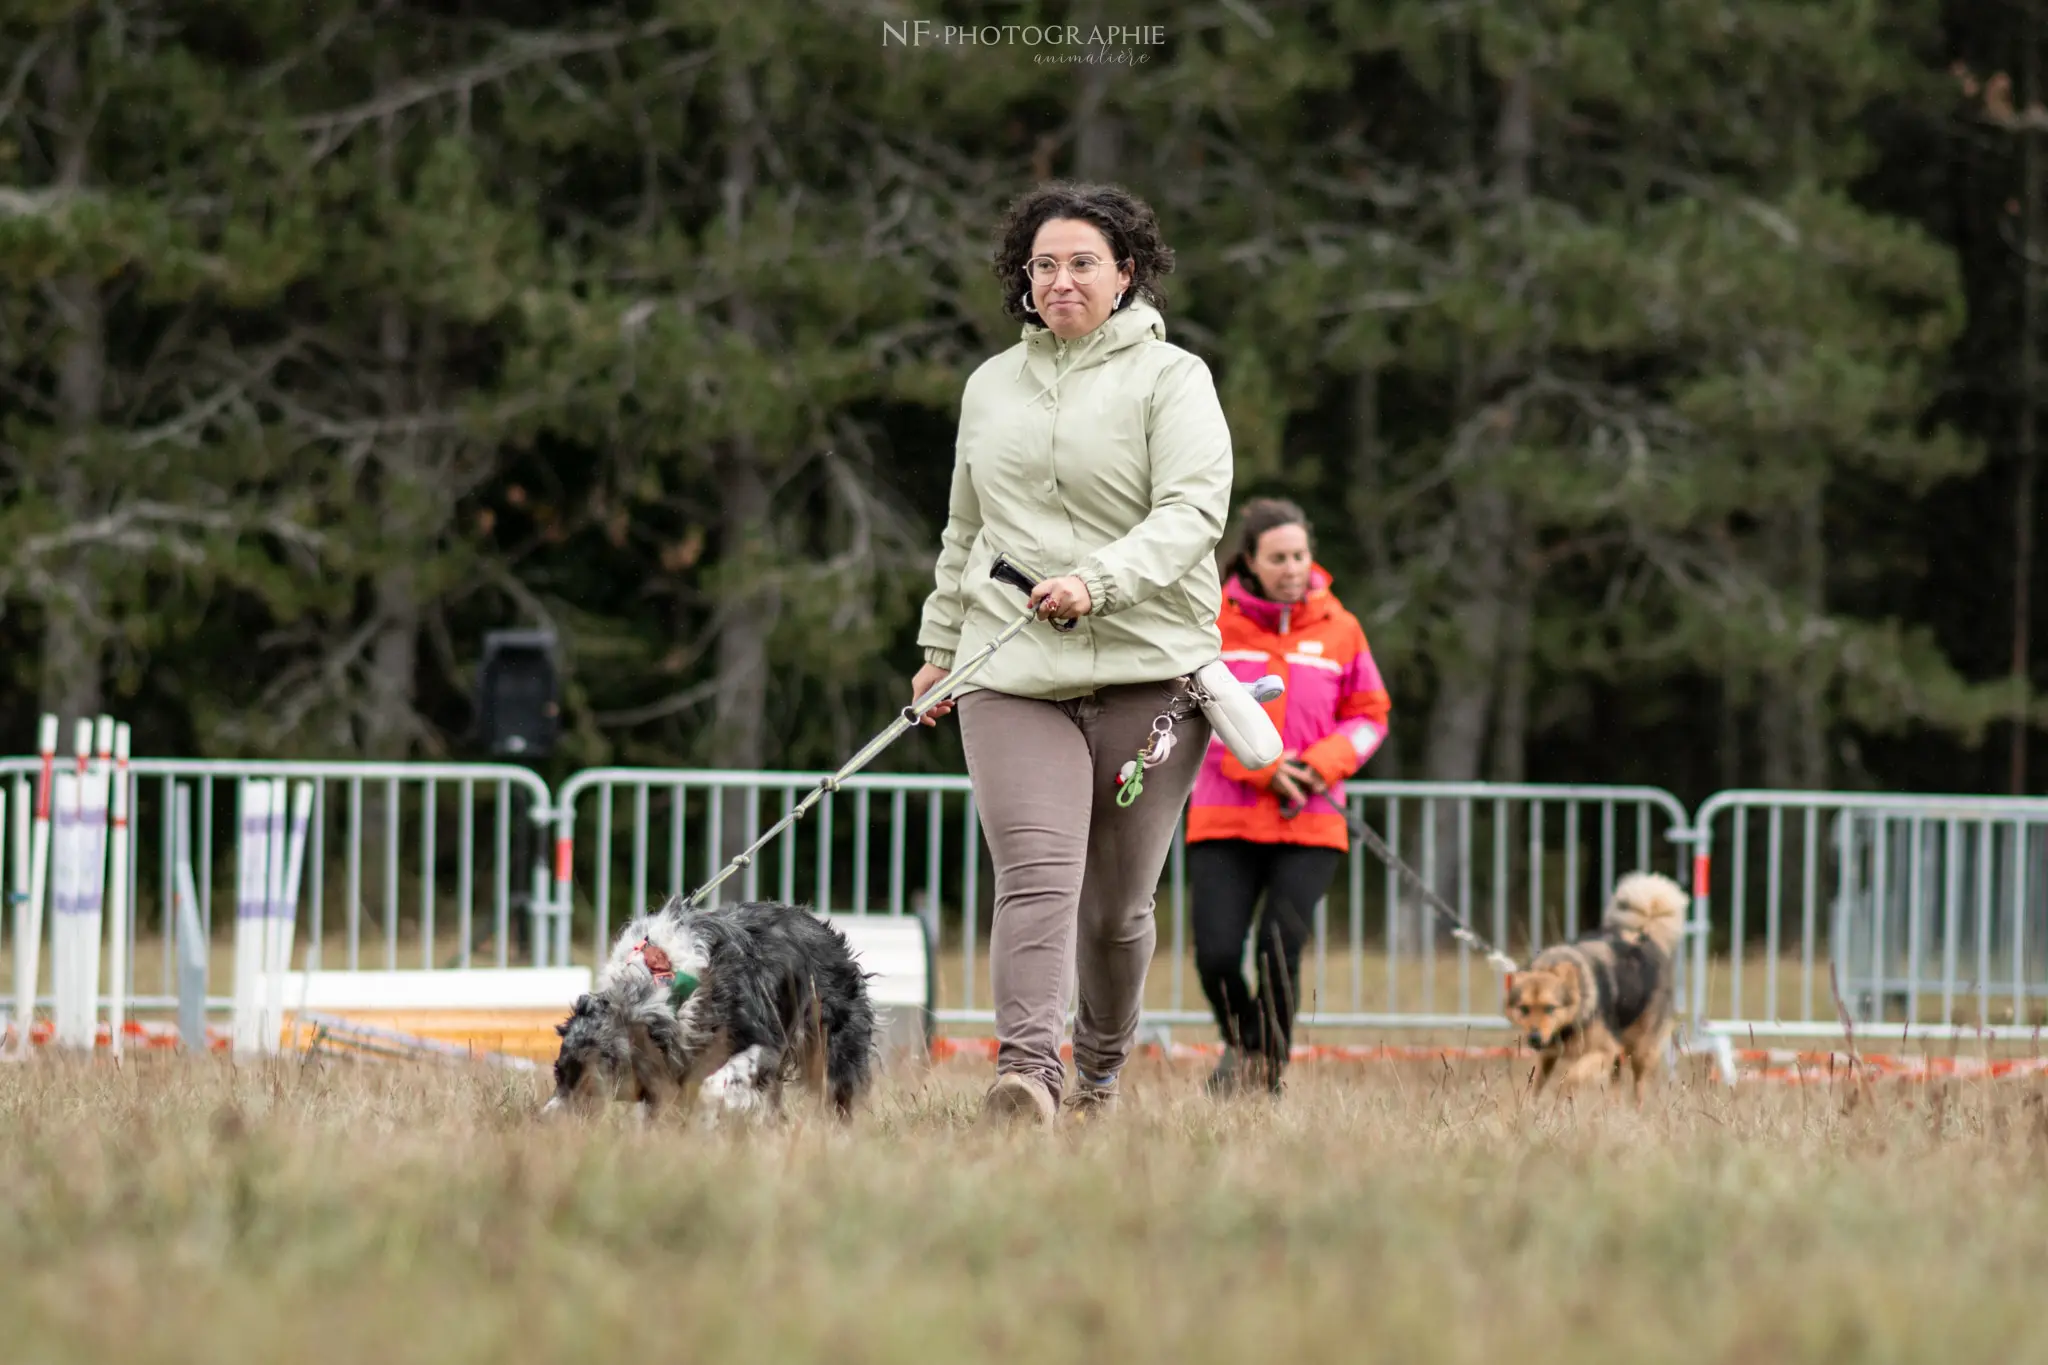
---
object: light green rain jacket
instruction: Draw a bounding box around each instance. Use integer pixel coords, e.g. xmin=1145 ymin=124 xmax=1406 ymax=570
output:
xmin=917 ymin=298 xmax=1235 ymax=701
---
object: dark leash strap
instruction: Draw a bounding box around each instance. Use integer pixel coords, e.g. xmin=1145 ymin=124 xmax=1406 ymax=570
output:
xmin=1284 ymin=787 xmax=1518 ymax=975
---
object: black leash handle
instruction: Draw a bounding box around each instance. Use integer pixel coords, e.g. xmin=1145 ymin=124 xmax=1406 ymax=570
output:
xmin=988 ymin=552 xmax=1078 ymax=632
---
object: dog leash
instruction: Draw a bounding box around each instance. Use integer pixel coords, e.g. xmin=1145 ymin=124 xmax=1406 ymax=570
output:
xmin=674 ymin=553 xmax=1059 ymax=912
xmin=1286 ymin=786 xmax=1518 ymax=976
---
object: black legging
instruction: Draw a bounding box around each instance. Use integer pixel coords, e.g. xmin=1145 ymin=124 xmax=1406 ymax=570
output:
xmin=1188 ymin=838 xmax=1345 ymax=1067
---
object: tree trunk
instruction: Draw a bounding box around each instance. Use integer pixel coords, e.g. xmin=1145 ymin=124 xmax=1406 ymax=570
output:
xmin=709 ymin=443 xmax=779 ymax=871
xmin=40 ymin=295 xmax=105 ymax=725
xmin=363 ymin=562 xmax=421 ymax=758
xmin=1795 ymin=492 xmax=1828 ymax=788
xmin=358 ymin=96 xmax=421 ymax=962
xmin=1489 ymin=533 xmax=1535 ymax=784
xmin=1718 ymin=677 xmax=1743 ymax=791
xmin=1421 ymin=538 xmax=1506 ymax=786
xmin=710 ymin=64 xmax=783 ymax=871
xmin=1072 ymin=0 xmax=1123 ymax=181
xmin=36 ymin=28 xmax=104 ymax=725
xmin=1419 ymin=57 xmax=1528 ymax=789
xmin=2013 ymin=15 xmax=2041 ymax=795
xmin=1418 ymin=60 xmax=1534 ymax=937
xmin=1757 ymin=498 xmax=1830 ymax=789
xmin=1424 ymin=60 xmax=1535 ymax=789
xmin=710 ymin=447 xmax=776 ymax=779
xmin=1759 ymin=693 xmax=1796 ymax=789
xmin=1759 ymin=677 xmax=1795 ymax=791
xmin=1485 ymin=68 xmax=1537 ymax=786
xmin=361 ymin=103 xmax=422 ymax=761
xmin=1348 ymin=365 xmax=1401 ymax=778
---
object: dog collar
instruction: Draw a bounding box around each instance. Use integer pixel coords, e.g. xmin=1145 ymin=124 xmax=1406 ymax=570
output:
xmin=667 ymin=971 xmax=699 ymax=1010
xmin=634 ymin=937 xmax=698 ymax=1009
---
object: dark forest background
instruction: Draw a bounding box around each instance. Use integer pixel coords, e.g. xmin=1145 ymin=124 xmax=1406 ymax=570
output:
xmin=1 ymin=0 xmax=2044 ymax=814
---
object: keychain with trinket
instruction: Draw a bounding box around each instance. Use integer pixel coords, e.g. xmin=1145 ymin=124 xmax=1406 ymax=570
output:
xmin=1114 ymin=710 xmax=1180 ymax=807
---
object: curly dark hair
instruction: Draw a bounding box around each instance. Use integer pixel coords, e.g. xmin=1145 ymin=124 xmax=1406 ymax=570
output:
xmin=991 ymin=179 xmax=1175 ymax=326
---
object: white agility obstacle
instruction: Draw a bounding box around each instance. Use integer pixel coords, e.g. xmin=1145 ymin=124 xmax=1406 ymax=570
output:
xmin=51 ymin=718 xmax=113 ymax=1051
xmin=232 ymin=776 xmax=313 ymax=1057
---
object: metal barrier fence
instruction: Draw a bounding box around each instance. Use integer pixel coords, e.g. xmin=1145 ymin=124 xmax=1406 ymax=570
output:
xmin=9 ymin=750 xmax=2048 ymax=1058
xmin=0 ymin=757 xmax=552 ymax=1013
xmin=1690 ymin=790 xmax=2048 ymax=1042
xmin=548 ymin=767 xmax=973 ymax=979
xmin=549 ymin=769 xmax=1694 ymax=1036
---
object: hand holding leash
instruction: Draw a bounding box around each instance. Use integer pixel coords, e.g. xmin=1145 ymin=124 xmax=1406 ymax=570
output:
xmin=906 ymin=553 xmax=1075 ymax=727
xmin=988 ymin=553 xmax=1080 ymax=633
xmin=1272 ymin=754 xmax=1323 ymax=813
xmin=1027 ymin=574 xmax=1092 ymax=622
xmin=909 ymin=662 xmax=954 ymax=726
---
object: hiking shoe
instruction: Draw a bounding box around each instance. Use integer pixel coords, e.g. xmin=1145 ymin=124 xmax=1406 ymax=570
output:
xmin=978 ymin=1072 xmax=1056 ymax=1129
xmin=1205 ymin=1045 xmax=1249 ymax=1098
xmin=1061 ymin=1077 xmax=1119 ymax=1125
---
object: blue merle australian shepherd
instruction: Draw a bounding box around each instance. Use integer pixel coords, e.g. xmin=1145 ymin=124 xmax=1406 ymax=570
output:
xmin=543 ymin=896 xmax=876 ymax=1123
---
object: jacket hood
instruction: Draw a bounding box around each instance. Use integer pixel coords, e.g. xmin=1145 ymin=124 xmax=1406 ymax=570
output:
xmin=1021 ymin=296 xmax=1166 ymax=351
xmin=1224 ymin=563 xmax=1337 ymax=633
xmin=1016 ymin=301 xmax=1166 ymax=398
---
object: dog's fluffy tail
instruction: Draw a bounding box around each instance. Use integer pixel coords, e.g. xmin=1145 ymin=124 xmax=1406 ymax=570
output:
xmin=1604 ymin=870 xmax=1688 ymax=956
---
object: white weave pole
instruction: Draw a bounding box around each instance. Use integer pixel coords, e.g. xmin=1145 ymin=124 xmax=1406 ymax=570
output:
xmin=51 ymin=720 xmax=99 ymax=1051
xmin=6 ymin=776 xmax=24 ymax=1047
xmin=49 ymin=768 xmax=82 ymax=1048
xmin=105 ymin=724 xmax=132 ymax=1058
xmin=261 ymin=778 xmax=285 ymax=1050
xmin=231 ymin=778 xmax=275 ymax=1058
xmin=81 ymin=717 xmax=113 ymax=1049
xmin=0 ymin=783 xmax=7 ymax=1036
xmin=5 ymin=715 xmax=59 ymax=1058
xmin=171 ymin=783 xmax=208 ymax=1054
xmin=261 ymin=781 xmax=314 ymax=1053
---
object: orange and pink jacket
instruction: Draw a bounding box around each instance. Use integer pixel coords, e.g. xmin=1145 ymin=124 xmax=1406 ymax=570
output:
xmin=1185 ymin=565 xmax=1391 ymax=853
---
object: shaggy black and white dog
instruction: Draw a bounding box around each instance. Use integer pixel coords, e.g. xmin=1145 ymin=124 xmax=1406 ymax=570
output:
xmin=543 ymin=897 xmax=876 ymax=1123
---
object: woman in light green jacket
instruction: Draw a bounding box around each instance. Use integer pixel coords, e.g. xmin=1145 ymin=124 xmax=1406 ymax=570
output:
xmin=910 ymin=181 xmax=1235 ymax=1129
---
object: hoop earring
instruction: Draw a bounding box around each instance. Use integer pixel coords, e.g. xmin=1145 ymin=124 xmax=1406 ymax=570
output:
xmin=1023 ymin=291 xmax=1038 ymax=315
xmin=1114 ymin=291 xmax=1124 ymax=308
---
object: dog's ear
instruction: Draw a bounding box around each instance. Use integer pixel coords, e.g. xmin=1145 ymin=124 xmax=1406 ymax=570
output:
xmin=1559 ymin=966 xmax=1584 ymax=1012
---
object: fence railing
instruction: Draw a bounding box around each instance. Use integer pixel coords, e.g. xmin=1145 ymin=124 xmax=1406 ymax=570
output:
xmin=1690 ymin=790 xmax=2048 ymax=1041
xmin=548 ymin=770 xmax=1695 ymax=1036
xmin=0 ymin=756 xmax=552 ymax=1012
xmin=6 ymin=752 xmax=2046 ymax=1057
xmin=548 ymin=767 xmax=973 ymax=974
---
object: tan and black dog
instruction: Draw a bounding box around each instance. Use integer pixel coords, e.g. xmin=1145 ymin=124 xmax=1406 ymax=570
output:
xmin=1502 ymin=871 xmax=1688 ymax=1100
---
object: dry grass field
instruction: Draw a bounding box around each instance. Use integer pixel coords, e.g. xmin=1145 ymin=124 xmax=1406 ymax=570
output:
xmin=2 ymin=1045 xmax=2044 ymax=1365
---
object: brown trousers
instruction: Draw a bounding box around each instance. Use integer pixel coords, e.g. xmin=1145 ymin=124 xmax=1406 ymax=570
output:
xmin=957 ymin=679 xmax=1211 ymax=1104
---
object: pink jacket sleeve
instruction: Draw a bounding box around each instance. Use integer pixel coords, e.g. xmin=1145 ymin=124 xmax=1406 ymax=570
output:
xmin=1299 ymin=626 xmax=1391 ymax=787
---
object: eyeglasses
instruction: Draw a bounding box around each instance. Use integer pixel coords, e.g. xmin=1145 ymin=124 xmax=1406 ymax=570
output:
xmin=1023 ymin=254 xmax=1123 ymax=285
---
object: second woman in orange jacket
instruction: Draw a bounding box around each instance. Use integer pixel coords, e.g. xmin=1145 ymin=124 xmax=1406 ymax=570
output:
xmin=1185 ymin=497 xmax=1392 ymax=1096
